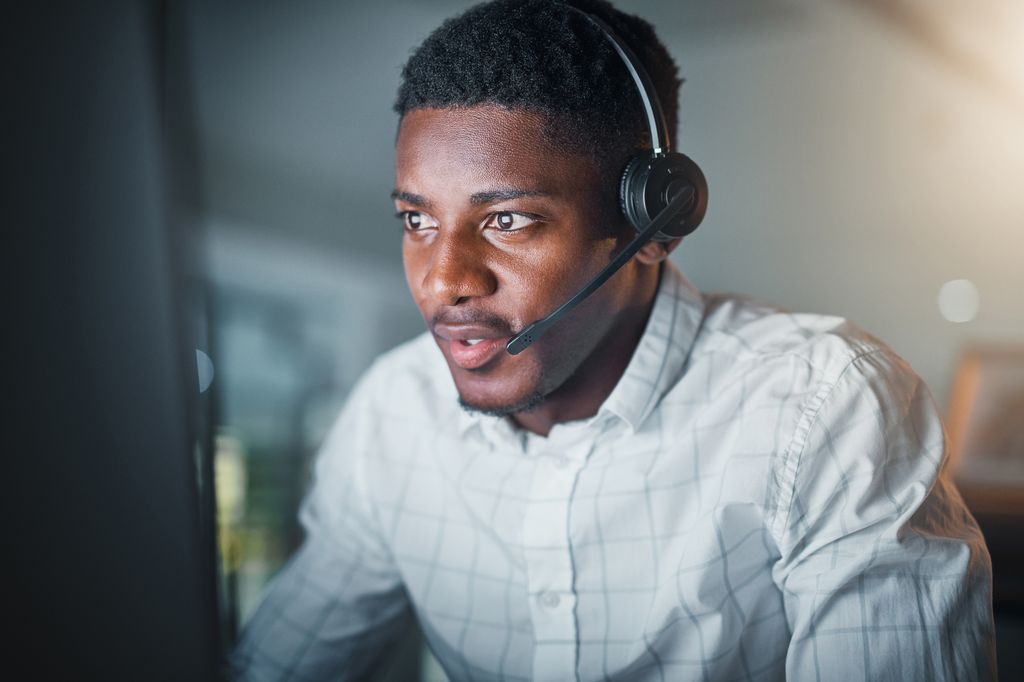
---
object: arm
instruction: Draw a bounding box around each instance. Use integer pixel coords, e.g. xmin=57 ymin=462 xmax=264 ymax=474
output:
xmin=229 ymin=371 xmax=412 ymax=681
xmin=771 ymin=349 xmax=996 ymax=681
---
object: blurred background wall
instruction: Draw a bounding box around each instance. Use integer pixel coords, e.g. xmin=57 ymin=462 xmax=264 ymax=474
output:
xmin=181 ymin=1 xmax=1024 ymax=677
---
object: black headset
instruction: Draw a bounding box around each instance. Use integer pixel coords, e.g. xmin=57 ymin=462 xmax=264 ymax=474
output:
xmin=506 ymin=6 xmax=708 ymax=355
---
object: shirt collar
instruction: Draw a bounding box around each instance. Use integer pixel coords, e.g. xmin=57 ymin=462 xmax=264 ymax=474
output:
xmin=454 ymin=261 xmax=704 ymax=440
xmin=597 ymin=261 xmax=704 ymax=432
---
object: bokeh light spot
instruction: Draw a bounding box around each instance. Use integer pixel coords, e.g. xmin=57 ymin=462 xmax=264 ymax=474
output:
xmin=937 ymin=279 xmax=980 ymax=323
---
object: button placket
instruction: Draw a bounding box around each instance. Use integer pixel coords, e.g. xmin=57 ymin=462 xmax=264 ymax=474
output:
xmin=521 ymin=447 xmax=584 ymax=681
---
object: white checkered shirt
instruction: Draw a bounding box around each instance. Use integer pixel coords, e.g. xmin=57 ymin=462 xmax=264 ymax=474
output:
xmin=231 ymin=262 xmax=995 ymax=681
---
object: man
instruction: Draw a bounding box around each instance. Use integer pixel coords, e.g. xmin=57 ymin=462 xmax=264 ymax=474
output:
xmin=231 ymin=0 xmax=995 ymax=679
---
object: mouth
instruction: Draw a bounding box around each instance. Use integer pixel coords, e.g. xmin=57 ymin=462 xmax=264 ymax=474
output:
xmin=432 ymin=321 xmax=514 ymax=370
xmin=446 ymin=336 xmax=510 ymax=369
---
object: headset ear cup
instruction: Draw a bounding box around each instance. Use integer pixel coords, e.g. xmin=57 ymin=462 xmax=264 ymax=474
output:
xmin=618 ymin=154 xmax=648 ymax=232
xmin=657 ymin=152 xmax=708 ymax=240
xmin=618 ymin=150 xmax=708 ymax=241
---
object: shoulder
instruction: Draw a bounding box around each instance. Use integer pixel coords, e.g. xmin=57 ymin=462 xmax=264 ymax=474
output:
xmin=698 ymin=296 xmax=951 ymax=547
xmin=315 ymin=330 xmax=457 ymax=479
xmin=691 ymin=292 xmax=905 ymax=389
xmin=680 ymin=292 xmax=937 ymax=500
xmin=343 ymin=329 xmax=459 ymax=426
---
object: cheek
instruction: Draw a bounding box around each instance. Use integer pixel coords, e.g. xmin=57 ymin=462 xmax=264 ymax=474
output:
xmin=502 ymin=253 xmax=561 ymax=296
xmin=502 ymin=235 xmax=618 ymax=312
xmin=402 ymin=241 xmax=428 ymax=305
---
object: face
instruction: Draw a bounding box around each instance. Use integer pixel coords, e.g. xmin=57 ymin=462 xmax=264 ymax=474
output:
xmin=394 ymin=105 xmax=653 ymax=417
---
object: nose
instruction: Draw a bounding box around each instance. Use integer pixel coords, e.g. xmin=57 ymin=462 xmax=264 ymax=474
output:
xmin=421 ymin=229 xmax=497 ymax=306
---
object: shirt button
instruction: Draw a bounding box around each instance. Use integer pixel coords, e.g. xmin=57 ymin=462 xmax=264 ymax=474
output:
xmin=552 ymin=455 xmax=570 ymax=469
xmin=540 ymin=591 xmax=561 ymax=609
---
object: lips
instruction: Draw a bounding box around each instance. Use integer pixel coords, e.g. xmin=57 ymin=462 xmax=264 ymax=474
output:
xmin=432 ymin=321 xmax=513 ymax=370
xmin=447 ymin=336 xmax=509 ymax=369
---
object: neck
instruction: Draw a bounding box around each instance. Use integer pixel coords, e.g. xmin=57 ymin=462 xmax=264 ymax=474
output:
xmin=510 ymin=264 xmax=662 ymax=437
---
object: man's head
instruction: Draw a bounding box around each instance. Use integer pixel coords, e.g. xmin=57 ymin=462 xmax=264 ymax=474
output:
xmin=392 ymin=0 xmax=683 ymax=424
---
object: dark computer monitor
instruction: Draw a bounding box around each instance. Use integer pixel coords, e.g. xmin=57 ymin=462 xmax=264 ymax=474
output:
xmin=9 ymin=2 xmax=221 ymax=679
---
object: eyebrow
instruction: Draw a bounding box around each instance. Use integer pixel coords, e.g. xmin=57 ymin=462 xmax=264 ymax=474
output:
xmin=390 ymin=190 xmax=431 ymax=209
xmin=469 ymin=188 xmax=551 ymax=205
xmin=390 ymin=187 xmax=552 ymax=209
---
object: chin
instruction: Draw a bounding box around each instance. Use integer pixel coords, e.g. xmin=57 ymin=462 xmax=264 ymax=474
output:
xmin=450 ymin=363 xmax=548 ymax=417
xmin=457 ymin=390 xmax=546 ymax=418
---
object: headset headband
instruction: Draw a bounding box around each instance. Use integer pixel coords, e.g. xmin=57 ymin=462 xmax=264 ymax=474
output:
xmin=569 ymin=8 xmax=670 ymax=153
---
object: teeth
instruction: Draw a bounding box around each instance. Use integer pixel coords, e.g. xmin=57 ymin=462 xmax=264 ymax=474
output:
xmin=465 ymin=339 xmax=484 ymax=346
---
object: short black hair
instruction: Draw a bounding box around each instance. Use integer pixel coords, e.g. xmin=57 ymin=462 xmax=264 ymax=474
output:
xmin=394 ymin=0 xmax=682 ymax=191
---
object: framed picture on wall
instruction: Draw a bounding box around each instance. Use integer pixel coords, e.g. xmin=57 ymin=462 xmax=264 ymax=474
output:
xmin=946 ymin=344 xmax=1024 ymax=512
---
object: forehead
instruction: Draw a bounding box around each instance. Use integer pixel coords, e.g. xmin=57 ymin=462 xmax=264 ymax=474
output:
xmin=395 ymin=105 xmax=601 ymax=196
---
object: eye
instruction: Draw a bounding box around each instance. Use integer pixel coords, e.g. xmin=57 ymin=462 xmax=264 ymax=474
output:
xmin=486 ymin=211 xmax=534 ymax=232
xmin=395 ymin=211 xmax=437 ymax=232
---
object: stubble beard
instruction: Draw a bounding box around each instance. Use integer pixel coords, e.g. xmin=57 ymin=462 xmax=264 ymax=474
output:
xmin=457 ymin=390 xmax=546 ymax=418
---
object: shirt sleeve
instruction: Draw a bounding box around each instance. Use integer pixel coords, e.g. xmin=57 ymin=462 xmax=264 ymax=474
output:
xmin=770 ymin=348 xmax=996 ymax=681
xmin=229 ymin=366 xmax=412 ymax=681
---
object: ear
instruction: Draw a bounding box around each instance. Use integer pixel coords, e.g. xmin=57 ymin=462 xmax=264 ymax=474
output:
xmin=635 ymin=237 xmax=682 ymax=265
